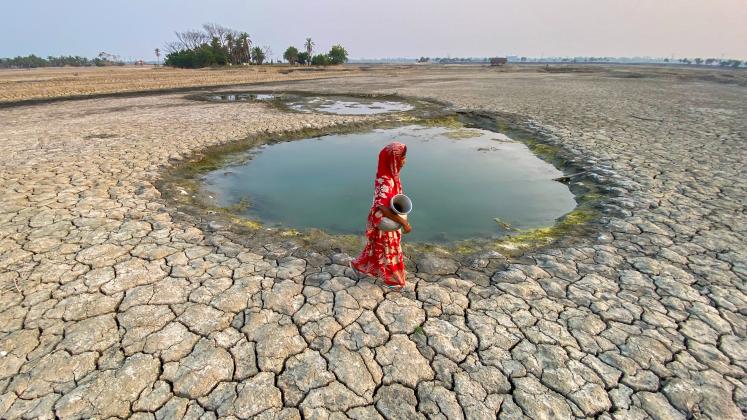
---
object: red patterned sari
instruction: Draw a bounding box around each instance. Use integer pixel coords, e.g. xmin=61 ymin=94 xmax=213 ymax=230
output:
xmin=351 ymin=142 xmax=407 ymax=286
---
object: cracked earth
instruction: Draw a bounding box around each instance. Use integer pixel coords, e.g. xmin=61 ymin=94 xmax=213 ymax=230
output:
xmin=0 ymin=67 xmax=745 ymax=419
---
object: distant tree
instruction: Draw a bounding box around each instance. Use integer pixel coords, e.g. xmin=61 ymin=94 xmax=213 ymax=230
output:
xmin=0 ymin=54 xmax=108 ymax=68
xmin=284 ymin=46 xmax=299 ymax=65
xmin=262 ymin=46 xmax=273 ymax=63
xmin=225 ymin=33 xmax=236 ymax=64
xmin=164 ymin=42 xmax=226 ymax=68
xmin=155 ymin=48 xmax=161 ymax=66
xmin=705 ymin=58 xmax=716 ymax=65
xmin=44 ymin=55 xmax=93 ymax=67
xmin=694 ymin=57 xmax=703 ymax=65
xmin=170 ymin=30 xmax=208 ymax=52
xmin=237 ymin=32 xmax=251 ymax=64
xmin=164 ymin=50 xmax=196 ymax=68
xmin=297 ymin=52 xmax=309 ymax=65
xmin=93 ymin=52 xmax=124 ymax=66
xmin=14 ymin=55 xmax=39 ymax=68
xmin=207 ymin=37 xmax=228 ymax=65
xmin=163 ymin=24 xmax=256 ymax=67
xmin=327 ymin=45 xmax=348 ymax=65
xmin=194 ymin=47 xmax=214 ymax=67
xmin=304 ymin=37 xmax=315 ymax=66
xmin=716 ymin=59 xmax=743 ymax=67
xmin=311 ymin=53 xmax=330 ymax=66
xmin=251 ymin=46 xmax=265 ymax=64
xmin=202 ymin=23 xmax=234 ymax=47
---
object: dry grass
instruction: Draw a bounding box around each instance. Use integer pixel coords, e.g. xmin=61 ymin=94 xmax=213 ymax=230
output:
xmin=0 ymin=65 xmax=365 ymax=103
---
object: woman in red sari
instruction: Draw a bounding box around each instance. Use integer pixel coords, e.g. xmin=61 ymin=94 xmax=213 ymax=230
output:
xmin=351 ymin=142 xmax=412 ymax=289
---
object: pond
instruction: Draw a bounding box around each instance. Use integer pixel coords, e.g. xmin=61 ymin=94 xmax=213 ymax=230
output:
xmin=199 ymin=125 xmax=577 ymax=243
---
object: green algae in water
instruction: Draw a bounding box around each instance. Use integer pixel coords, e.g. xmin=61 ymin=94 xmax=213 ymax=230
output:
xmin=199 ymin=125 xmax=577 ymax=243
xmin=496 ymin=207 xmax=596 ymax=251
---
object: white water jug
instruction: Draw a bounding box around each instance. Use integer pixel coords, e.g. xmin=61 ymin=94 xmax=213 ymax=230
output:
xmin=378 ymin=194 xmax=413 ymax=231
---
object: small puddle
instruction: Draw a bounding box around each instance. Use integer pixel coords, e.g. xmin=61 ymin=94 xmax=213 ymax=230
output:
xmin=207 ymin=93 xmax=275 ymax=102
xmin=204 ymin=93 xmax=414 ymax=115
xmin=198 ymin=125 xmax=576 ymax=243
xmin=286 ymin=96 xmax=414 ymax=115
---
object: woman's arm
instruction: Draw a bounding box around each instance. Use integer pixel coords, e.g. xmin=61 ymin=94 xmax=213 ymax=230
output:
xmin=378 ymin=205 xmax=412 ymax=233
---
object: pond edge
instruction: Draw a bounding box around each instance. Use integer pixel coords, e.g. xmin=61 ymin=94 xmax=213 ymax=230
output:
xmin=155 ymin=92 xmax=610 ymax=264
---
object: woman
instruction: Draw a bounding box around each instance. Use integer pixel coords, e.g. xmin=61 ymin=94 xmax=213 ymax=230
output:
xmin=351 ymin=142 xmax=412 ymax=289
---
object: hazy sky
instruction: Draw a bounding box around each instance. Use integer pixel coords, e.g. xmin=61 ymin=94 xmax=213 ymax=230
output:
xmin=2 ymin=0 xmax=745 ymax=60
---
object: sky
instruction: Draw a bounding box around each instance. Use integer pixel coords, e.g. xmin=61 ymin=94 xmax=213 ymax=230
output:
xmin=2 ymin=0 xmax=746 ymax=60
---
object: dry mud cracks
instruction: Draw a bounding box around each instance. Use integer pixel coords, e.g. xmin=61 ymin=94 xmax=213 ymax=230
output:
xmin=0 ymin=67 xmax=745 ymax=419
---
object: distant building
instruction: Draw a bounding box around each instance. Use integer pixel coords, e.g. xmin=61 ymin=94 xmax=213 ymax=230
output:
xmin=490 ymin=57 xmax=508 ymax=66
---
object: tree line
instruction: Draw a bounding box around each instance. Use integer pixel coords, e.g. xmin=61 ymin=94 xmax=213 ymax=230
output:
xmin=282 ymin=38 xmax=348 ymax=66
xmin=1 ymin=23 xmax=349 ymax=69
xmin=0 ymin=53 xmax=124 ymax=69
xmin=672 ymin=57 xmax=743 ymax=67
xmin=414 ymin=56 xmax=746 ymax=67
xmin=163 ymin=23 xmax=348 ymax=68
xmin=164 ymin=23 xmax=258 ymax=68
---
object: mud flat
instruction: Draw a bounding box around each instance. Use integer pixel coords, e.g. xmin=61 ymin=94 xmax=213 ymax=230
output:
xmin=0 ymin=65 xmax=745 ymax=419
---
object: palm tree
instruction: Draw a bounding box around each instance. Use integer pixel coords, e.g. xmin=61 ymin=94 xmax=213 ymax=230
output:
xmin=251 ymin=46 xmax=265 ymax=65
xmin=154 ymin=48 xmax=160 ymax=66
xmin=225 ymin=33 xmax=235 ymax=64
xmin=238 ymin=32 xmax=251 ymax=64
xmin=304 ymin=38 xmax=314 ymax=66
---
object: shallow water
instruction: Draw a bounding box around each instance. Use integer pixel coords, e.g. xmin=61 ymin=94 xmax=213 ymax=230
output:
xmin=286 ymin=96 xmax=414 ymax=115
xmin=206 ymin=93 xmax=413 ymax=115
xmin=207 ymin=93 xmax=275 ymax=102
xmin=200 ymin=125 xmax=577 ymax=242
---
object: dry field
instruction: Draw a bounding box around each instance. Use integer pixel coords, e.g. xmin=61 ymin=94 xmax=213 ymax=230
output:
xmin=2 ymin=63 xmax=744 ymax=106
xmin=0 ymin=65 xmax=365 ymax=103
xmin=0 ymin=64 xmax=745 ymax=419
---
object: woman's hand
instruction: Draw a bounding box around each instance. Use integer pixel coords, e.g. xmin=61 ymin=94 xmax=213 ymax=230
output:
xmin=378 ymin=205 xmax=412 ymax=234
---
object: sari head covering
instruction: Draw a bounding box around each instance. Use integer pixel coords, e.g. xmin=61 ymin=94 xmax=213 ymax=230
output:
xmin=377 ymin=142 xmax=407 ymax=180
xmin=351 ymin=141 xmax=408 ymax=286
xmin=373 ymin=142 xmax=406 ymax=216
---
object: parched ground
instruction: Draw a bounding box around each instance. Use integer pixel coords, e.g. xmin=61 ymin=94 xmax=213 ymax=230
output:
xmin=0 ymin=65 xmax=364 ymax=103
xmin=0 ymin=66 xmax=745 ymax=419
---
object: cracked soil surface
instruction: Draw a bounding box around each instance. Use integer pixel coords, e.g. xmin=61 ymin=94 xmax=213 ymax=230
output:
xmin=0 ymin=66 xmax=745 ymax=419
